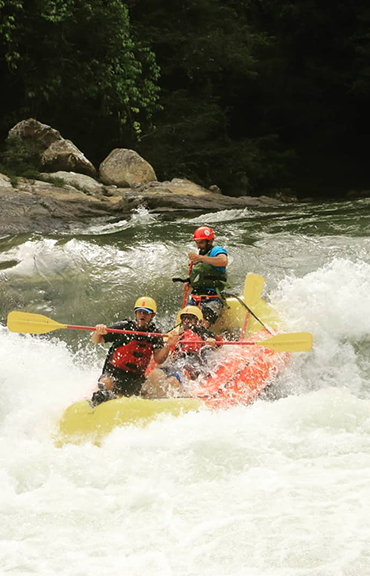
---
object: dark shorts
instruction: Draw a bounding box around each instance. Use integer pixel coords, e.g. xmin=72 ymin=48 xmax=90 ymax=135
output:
xmin=100 ymin=364 xmax=145 ymax=396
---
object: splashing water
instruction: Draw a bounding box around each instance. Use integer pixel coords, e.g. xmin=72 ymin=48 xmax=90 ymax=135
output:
xmin=1 ymin=200 xmax=370 ymax=575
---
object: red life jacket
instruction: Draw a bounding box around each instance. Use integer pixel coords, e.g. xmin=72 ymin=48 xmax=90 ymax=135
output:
xmin=109 ymin=339 xmax=153 ymax=374
xmin=176 ymin=329 xmax=205 ymax=355
xmin=145 ymin=329 xmax=208 ymax=376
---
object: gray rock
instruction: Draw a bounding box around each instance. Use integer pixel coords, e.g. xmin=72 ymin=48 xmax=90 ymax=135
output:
xmin=134 ymin=178 xmax=218 ymax=197
xmin=41 ymin=140 xmax=97 ymax=177
xmin=0 ymin=176 xmax=285 ymax=235
xmin=99 ymin=148 xmax=156 ymax=187
xmin=39 ymin=171 xmax=103 ymax=195
xmin=0 ymin=172 xmax=13 ymax=188
xmin=8 ymin=118 xmax=63 ymax=152
xmin=0 ymin=182 xmax=120 ymax=234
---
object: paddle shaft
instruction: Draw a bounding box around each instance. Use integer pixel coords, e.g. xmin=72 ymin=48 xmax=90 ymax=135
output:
xmin=179 ymin=331 xmax=312 ymax=352
xmin=68 ymin=330 xmax=285 ymax=347
xmin=226 ymin=292 xmax=274 ymax=335
xmin=7 ymin=312 xmax=312 ymax=352
xmin=182 ymin=262 xmax=193 ymax=307
xmin=66 ymin=325 xmax=168 ymax=338
xmin=240 ymin=311 xmax=251 ymax=340
xmin=179 ymin=340 xmax=263 ymax=346
xmin=65 ymin=325 xmax=305 ymax=350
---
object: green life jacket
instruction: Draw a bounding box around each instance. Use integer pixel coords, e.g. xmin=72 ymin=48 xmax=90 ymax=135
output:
xmin=189 ymin=250 xmax=228 ymax=295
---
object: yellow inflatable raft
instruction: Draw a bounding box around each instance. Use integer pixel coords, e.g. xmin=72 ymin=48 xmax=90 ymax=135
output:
xmin=56 ymin=273 xmax=283 ymax=446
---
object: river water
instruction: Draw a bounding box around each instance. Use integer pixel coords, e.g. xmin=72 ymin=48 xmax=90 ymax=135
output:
xmin=1 ymin=200 xmax=370 ymax=575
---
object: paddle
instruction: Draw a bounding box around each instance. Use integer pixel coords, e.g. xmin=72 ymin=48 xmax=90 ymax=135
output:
xmin=238 ymin=274 xmax=265 ymax=338
xmin=7 ymin=311 xmax=312 ymax=352
xmin=180 ymin=332 xmax=313 ymax=353
xmin=242 ymin=273 xmax=265 ymax=307
xmin=182 ymin=262 xmax=193 ymax=307
xmin=7 ymin=311 xmax=169 ymax=338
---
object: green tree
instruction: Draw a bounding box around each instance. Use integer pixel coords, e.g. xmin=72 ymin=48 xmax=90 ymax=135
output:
xmin=0 ymin=0 xmax=161 ymax=159
xmin=128 ymin=0 xmax=290 ymax=193
xmin=130 ymin=0 xmax=370 ymax=196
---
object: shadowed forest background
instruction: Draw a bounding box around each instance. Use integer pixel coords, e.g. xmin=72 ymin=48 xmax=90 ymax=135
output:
xmin=1 ymin=0 xmax=369 ymax=198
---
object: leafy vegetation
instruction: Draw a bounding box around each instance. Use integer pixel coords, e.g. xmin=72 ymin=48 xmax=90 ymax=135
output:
xmin=0 ymin=138 xmax=40 ymax=183
xmin=1 ymin=0 xmax=370 ymax=197
xmin=0 ymin=138 xmax=64 ymax=186
xmin=0 ymin=0 xmax=161 ymax=159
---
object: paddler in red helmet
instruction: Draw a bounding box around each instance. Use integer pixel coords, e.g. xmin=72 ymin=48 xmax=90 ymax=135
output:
xmin=142 ymin=305 xmax=221 ymax=398
xmin=187 ymin=225 xmax=229 ymax=327
xmin=90 ymin=296 xmax=178 ymax=404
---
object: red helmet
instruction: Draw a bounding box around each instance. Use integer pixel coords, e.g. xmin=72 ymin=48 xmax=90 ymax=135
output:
xmin=193 ymin=226 xmax=214 ymax=241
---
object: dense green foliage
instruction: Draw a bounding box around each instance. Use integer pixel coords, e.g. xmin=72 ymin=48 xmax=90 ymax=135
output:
xmin=0 ymin=0 xmax=160 ymax=157
xmin=129 ymin=0 xmax=293 ymax=194
xmin=1 ymin=0 xmax=370 ymax=196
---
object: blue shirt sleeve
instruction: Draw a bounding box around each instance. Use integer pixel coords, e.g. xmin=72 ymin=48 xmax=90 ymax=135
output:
xmin=209 ymin=246 xmax=227 ymax=272
xmin=209 ymin=246 xmax=228 ymax=257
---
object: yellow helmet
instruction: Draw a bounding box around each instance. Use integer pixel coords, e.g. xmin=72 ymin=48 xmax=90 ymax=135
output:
xmin=179 ymin=305 xmax=203 ymax=321
xmin=134 ymin=296 xmax=157 ymax=314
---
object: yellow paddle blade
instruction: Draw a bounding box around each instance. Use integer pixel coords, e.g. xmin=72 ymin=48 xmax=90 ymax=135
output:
xmin=243 ymin=273 xmax=265 ymax=307
xmin=256 ymin=332 xmax=313 ymax=353
xmin=240 ymin=273 xmax=265 ymax=338
xmin=7 ymin=311 xmax=68 ymax=334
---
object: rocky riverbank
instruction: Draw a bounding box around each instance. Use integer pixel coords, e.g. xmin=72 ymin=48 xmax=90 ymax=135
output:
xmin=0 ymin=172 xmax=285 ymax=234
xmin=0 ymin=119 xmax=285 ymax=234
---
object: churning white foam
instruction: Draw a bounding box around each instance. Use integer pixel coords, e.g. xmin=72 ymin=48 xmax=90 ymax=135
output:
xmin=181 ymin=207 xmax=251 ymax=224
xmin=1 ymin=256 xmax=370 ymax=575
xmin=268 ymin=258 xmax=370 ymax=400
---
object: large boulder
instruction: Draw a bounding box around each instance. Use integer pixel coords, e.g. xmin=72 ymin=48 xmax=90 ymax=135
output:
xmin=41 ymin=140 xmax=97 ymax=177
xmin=7 ymin=118 xmax=62 ymax=152
xmin=99 ymin=148 xmax=156 ymax=187
xmin=7 ymin=118 xmax=97 ymax=177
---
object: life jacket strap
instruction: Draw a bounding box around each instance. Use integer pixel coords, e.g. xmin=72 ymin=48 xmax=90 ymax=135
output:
xmin=190 ymin=294 xmax=221 ymax=303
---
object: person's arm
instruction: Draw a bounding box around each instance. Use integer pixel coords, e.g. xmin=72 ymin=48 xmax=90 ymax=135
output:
xmin=188 ymin=252 xmax=228 ymax=267
xmin=153 ymin=332 xmax=179 ymax=364
xmin=91 ymin=324 xmax=108 ymax=344
xmin=197 ymin=326 xmax=223 ymax=348
xmin=92 ymin=321 xmax=129 ymax=344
